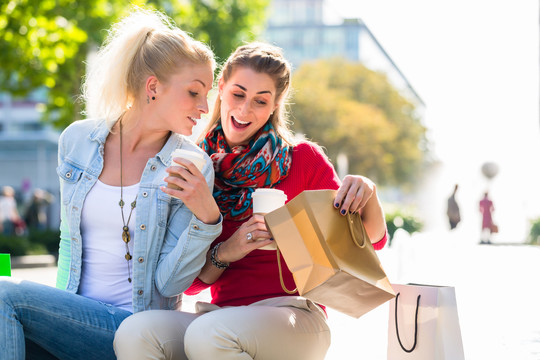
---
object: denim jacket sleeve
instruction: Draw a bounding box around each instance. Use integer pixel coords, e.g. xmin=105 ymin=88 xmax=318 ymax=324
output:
xmin=153 ymin=157 xmax=222 ymax=298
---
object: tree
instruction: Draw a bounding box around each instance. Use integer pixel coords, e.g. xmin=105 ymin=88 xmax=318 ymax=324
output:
xmin=0 ymin=0 xmax=269 ymax=129
xmin=291 ymin=58 xmax=426 ymax=186
xmin=168 ymin=0 xmax=269 ymax=63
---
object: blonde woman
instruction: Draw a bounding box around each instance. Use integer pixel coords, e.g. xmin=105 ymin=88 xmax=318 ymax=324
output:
xmin=0 ymin=9 xmax=221 ymax=360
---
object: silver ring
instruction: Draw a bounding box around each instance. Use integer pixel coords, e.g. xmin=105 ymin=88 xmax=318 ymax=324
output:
xmin=246 ymin=232 xmax=253 ymax=241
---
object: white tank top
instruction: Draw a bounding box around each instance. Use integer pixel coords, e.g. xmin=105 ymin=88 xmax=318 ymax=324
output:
xmin=79 ymin=180 xmax=139 ymax=312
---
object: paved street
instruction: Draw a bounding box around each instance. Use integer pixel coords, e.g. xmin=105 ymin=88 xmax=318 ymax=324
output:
xmin=11 ymin=229 xmax=540 ymax=359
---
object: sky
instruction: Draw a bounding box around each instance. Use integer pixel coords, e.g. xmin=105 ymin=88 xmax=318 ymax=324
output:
xmin=323 ymin=0 xmax=540 ymax=241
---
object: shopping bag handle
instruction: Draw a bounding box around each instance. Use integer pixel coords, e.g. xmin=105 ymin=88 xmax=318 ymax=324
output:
xmin=347 ymin=213 xmax=366 ymax=248
xmin=276 ymin=246 xmax=298 ymax=294
xmin=394 ymin=292 xmax=421 ymax=353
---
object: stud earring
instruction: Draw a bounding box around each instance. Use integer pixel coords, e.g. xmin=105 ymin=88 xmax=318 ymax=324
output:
xmin=152 ymin=96 xmax=156 ymax=101
xmin=147 ymin=95 xmax=150 ymax=104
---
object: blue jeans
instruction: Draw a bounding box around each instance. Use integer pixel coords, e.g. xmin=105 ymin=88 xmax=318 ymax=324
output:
xmin=0 ymin=277 xmax=132 ymax=360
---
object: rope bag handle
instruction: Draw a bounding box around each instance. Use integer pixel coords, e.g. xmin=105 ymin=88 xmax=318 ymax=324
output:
xmin=276 ymin=246 xmax=297 ymax=294
xmin=346 ymin=213 xmax=367 ymax=248
xmin=394 ymin=292 xmax=421 ymax=353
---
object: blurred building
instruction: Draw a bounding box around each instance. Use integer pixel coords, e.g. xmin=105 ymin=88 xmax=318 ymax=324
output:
xmin=262 ymin=0 xmax=424 ymax=109
xmin=0 ymin=91 xmax=60 ymax=229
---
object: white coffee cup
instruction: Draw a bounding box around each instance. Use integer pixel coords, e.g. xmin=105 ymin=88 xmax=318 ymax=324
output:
xmin=252 ymin=188 xmax=287 ymax=250
xmin=168 ymin=149 xmax=207 ymax=190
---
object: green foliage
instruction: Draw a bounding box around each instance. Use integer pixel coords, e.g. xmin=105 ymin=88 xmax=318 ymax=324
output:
xmin=0 ymin=0 xmax=269 ymax=129
xmin=385 ymin=209 xmax=423 ymax=245
xmin=0 ymin=229 xmax=60 ymax=256
xmin=28 ymin=229 xmax=62 ymax=254
xmin=291 ymin=58 xmax=427 ymax=187
xmin=168 ymin=0 xmax=270 ymax=62
xmin=528 ymin=217 xmax=540 ymax=245
xmin=0 ymin=0 xmax=124 ymax=128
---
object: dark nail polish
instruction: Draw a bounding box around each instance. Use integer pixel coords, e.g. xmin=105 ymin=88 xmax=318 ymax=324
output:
xmin=341 ymin=209 xmax=346 ymax=215
xmin=334 ymin=203 xmax=340 ymax=208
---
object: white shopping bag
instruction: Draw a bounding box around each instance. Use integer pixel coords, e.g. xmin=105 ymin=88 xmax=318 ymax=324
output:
xmin=387 ymin=284 xmax=465 ymax=360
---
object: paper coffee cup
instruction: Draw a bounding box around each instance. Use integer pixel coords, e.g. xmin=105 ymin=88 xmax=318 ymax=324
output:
xmin=252 ymin=189 xmax=287 ymax=250
xmin=252 ymin=188 xmax=287 ymax=215
xmin=0 ymin=253 xmax=11 ymax=276
xmin=168 ymin=149 xmax=207 ymax=190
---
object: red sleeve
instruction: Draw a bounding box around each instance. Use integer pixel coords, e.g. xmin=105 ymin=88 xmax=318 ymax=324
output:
xmin=372 ymin=231 xmax=388 ymax=250
xmin=184 ymin=277 xmax=212 ymax=296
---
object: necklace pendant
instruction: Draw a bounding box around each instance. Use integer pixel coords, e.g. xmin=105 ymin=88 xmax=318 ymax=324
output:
xmin=125 ymin=253 xmax=132 ymax=261
xmin=128 ymin=277 xmax=132 ymax=283
xmin=119 ymin=199 xmax=125 ymax=207
xmin=122 ymin=230 xmax=130 ymax=243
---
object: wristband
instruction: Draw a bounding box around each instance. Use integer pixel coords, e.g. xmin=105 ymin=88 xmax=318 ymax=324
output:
xmin=210 ymin=242 xmax=229 ymax=270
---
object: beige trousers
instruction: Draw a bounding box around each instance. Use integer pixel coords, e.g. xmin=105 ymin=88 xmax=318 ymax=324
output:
xmin=114 ymin=296 xmax=331 ymax=360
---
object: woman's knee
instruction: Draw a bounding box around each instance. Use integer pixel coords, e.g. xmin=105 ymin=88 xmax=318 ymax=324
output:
xmin=184 ymin=314 xmax=213 ymax=349
xmin=184 ymin=311 xmax=242 ymax=358
xmin=115 ymin=310 xmax=196 ymax=360
xmin=0 ymin=278 xmax=29 ymax=306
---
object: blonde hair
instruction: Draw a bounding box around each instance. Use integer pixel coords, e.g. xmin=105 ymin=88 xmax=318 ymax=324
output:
xmin=82 ymin=8 xmax=215 ymax=128
xmin=200 ymin=42 xmax=296 ymax=144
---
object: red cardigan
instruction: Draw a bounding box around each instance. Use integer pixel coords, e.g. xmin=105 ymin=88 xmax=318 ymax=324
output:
xmin=186 ymin=142 xmax=387 ymax=306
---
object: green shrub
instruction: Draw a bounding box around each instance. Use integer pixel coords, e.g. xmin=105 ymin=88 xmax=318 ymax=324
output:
xmin=529 ymin=217 xmax=540 ymax=245
xmin=0 ymin=229 xmax=60 ymax=256
xmin=28 ymin=229 xmax=60 ymax=255
xmin=385 ymin=209 xmax=423 ymax=245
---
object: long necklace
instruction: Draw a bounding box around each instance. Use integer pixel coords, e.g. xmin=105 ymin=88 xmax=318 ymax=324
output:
xmin=119 ymin=121 xmax=136 ymax=283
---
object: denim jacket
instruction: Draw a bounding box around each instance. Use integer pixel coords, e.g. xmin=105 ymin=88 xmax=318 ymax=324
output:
xmin=55 ymin=118 xmax=222 ymax=313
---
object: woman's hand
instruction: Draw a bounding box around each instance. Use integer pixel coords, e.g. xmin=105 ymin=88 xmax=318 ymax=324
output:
xmin=160 ymin=158 xmax=220 ymax=225
xmin=334 ymin=175 xmax=386 ymax=243
xmin=217 ymin=214 xmax=274 ymax=263
xmin=334 ymin=175 xmax=376 ymax=215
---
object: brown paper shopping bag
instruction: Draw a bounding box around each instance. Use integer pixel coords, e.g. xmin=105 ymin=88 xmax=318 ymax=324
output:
xmin=264 ymin=189 xmax=395 ymax=318
xmin=387 ymin=284 xmax=465 ymax=360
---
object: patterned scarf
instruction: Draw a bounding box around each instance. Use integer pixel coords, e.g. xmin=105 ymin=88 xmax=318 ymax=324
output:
xmin=200 ymin=122 xmax=292 ymax=221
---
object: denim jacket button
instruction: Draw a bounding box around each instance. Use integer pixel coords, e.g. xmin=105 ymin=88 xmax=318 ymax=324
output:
xmin=142 ymin=192 xmax=148 ymax=197
xmin=150 ymin=165 xmax=157 ymax=171
xmin=140 ymin=224 xmax=146 ymax=230
xmin=193 ymin=224 xmax=200 ymax=230
xmin=138 ymin=257 xmax=144 ymax=263
xmin=65 ymin=172 xmax=72 ymax=178
xmin=138 ymin=289 xmax=144 ymax=295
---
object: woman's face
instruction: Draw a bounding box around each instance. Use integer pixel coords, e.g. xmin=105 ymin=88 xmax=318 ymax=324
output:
xmin=218 ymin=67 xmax=278 ymax=148
xmin=154 ymin=63 xmax=214 ymax=136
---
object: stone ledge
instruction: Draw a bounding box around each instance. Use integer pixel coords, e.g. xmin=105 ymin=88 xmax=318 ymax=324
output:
xmin=11 ymin=255 xmax=57 ymax=269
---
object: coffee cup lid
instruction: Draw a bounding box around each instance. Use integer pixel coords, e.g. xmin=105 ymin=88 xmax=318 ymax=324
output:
xmin=253 ymin=188 xmax=286 ymax=196
xmin=171 ymin=149 xmax=205 ymax=160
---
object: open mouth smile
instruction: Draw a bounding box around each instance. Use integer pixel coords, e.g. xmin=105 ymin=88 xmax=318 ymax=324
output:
xmin=231 ymin=115 xmax=250 ymax=129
